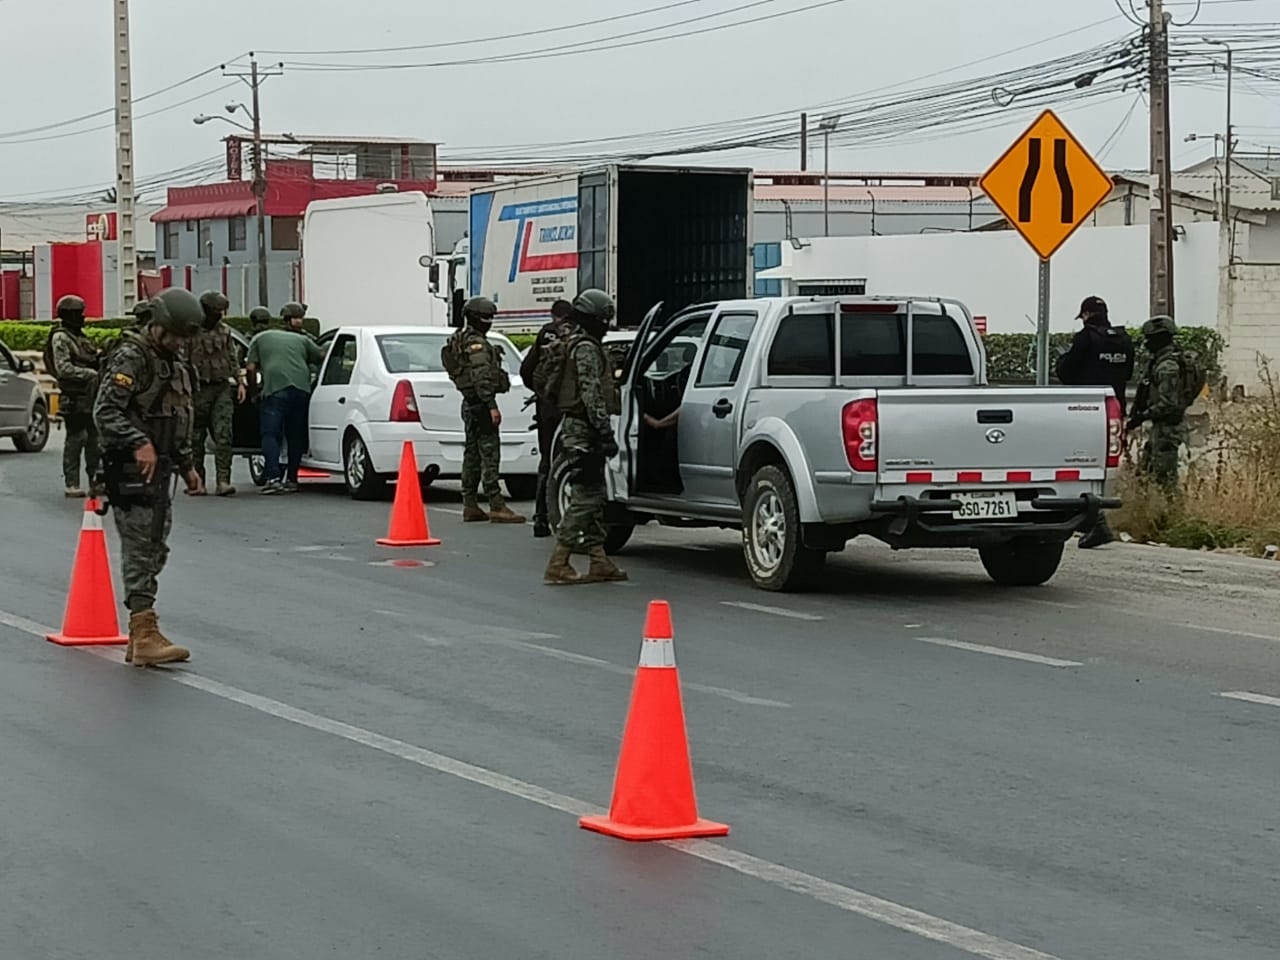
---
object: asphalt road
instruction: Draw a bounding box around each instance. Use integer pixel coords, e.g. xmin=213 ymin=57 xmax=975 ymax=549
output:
xmin=2 ymin=435 xmax=1278 ymax=960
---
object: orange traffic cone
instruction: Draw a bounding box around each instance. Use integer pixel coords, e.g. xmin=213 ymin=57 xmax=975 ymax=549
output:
xmin=376 ymin=441 xmax=441 ymax=548
xmin=580 ymin=600 xmax=729 ymax=841
xmin=46 ymin=500 xmax=128 ymax=647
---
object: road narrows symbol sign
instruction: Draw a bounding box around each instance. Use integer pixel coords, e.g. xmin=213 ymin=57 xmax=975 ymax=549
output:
xmin=980 ymin=109 xmax=1113 ymax=260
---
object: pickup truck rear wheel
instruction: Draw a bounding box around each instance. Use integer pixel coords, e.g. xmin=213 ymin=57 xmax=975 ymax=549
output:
xmin=743 ymin=465 xmax=825 ymax=592
xmin=979 ymin=539 xmax=1064 ymax=587
xmin=548 ymin=450 xmax=633 ymax=555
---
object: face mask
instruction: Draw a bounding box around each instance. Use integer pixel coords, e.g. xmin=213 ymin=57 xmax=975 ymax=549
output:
xmin=60 ymin=312 xmax=85 ymax=331
xmin=470 ymin=319 xmax=493 ymax=335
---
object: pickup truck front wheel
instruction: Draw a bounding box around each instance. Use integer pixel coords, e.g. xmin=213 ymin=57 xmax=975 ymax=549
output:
xmin=979 ymin=539 xmax=1064 ymax=587
xmin=743 ymin=465 xmax=825 ymax=592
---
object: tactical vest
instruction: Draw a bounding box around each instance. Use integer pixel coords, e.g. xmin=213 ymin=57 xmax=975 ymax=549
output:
xmin=49 ymin=329 xmax=99 ymax=395
xmin=443 ymin=329 xmax=510 ymax=398
xmin=558 ymin=336 xmax=621 ymax=417
xmin=189 ymin=323 xmax=236 ymax=385
xmin=118 ymin=329 xmax=194 ymax=458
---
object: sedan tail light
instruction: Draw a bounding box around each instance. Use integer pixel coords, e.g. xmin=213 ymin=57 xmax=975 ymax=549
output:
xmin=1105 ymin=395 xmax=1122 ymax=468
xmin=842 ymin=398 xmax=878 ymax=472
xmin=390 ymin=380 xmax=420 ymax=423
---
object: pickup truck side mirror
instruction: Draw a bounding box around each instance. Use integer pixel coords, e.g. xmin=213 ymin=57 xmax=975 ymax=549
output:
xmin=18 ymin=359 xmax=35 ymax=373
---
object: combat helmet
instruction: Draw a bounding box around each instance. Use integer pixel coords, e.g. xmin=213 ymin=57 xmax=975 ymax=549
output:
xmin=1142 ymin=314 xmax=1177 ymax=338
xmin=571 ymin=289 xmax=616 ymax=322
xmin=199 ymin=290 xmax=230 ymax=314
xmin=463 ymin=296 xmax=497 ymax=320
xmin=134 ymin=288 xmax=203 ymax=338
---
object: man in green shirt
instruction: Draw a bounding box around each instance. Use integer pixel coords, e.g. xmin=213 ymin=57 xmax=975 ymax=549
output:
xmin=246 ymin=325 xmax=324 ymax=494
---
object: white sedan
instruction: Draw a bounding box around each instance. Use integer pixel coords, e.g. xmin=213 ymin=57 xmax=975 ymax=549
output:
xmin=270 ymin=325 xmax=540 ymax=500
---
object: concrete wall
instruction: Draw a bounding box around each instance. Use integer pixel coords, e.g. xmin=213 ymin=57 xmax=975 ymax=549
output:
xmin=1222 ymin=264 xmax=1280 ymax=388
xmin=757 ymin=222 xmax=1222 ymax=335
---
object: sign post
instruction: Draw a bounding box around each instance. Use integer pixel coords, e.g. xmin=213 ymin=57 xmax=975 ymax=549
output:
xmin=979 ymin=110 xmax=1113 ymax=386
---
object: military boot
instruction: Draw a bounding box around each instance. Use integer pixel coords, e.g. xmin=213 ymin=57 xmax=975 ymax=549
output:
xmin=488 ymin=502 xmax=527 ymax=524
xmin=462 ymin=502 xmax=489 ymax=522
xmin=215 ymin=481 xmax=237 ymax=497
xmin=128 ymin=610 xmax=190 ymax=667
xmin=584 ymin=546 xmax=629 ymax=583
xmin=543 ymin=544 xmax=580 ymax=585
xmin=532 ymin=519 xmax=552 ymax=539
xmin=1079 ymin=515 xmax=1115 ymax=550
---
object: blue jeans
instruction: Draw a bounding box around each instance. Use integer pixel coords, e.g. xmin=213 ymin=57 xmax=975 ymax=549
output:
xmin=260 ymin=387 xmax=309 ymax=483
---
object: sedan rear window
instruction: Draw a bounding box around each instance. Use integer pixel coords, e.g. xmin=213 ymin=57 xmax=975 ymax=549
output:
xmin=376 ymin=333 xmax=521 ymax=375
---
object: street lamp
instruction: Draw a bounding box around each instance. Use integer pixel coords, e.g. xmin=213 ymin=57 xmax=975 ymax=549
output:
xmin=193 ymin=113 xmax=252 ymax=133
xmin=819 ymin=115 xmax=840 ymax=237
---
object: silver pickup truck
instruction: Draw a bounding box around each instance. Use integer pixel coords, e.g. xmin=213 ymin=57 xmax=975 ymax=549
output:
xmin=549 ymin=296 xmax=1121 ymax=592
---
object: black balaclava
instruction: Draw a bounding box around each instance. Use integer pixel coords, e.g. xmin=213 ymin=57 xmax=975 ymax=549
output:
xmin=57 ymin=306 xmax=85 ymax=333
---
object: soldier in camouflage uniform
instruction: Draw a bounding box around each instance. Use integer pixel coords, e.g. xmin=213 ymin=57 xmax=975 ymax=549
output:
xmin=94 ymin=288 xmax=205 ymax=667
xmin=47 ymin=294 xmax=102 ymax=497
xmin=544 ymin=289 xmax=627 ymax=585
xmin=442 ymin=297 xmax=525 ymax=524
xmin=1127 ymin=315 xmax=1188 ymax=495
xmin=188 ymin=291 xmax=245 ymax=496
xmin=249 ymin=305 xmax=272 ymax=338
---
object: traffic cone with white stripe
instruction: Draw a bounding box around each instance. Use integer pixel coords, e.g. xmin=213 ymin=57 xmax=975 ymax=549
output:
xmin=376 ymin=441 xmax=441 ymax=548
xmin=46 ymin=499 xmax=128 ymax=647
xmin=580 ymin=600 xmax=729 ymax=841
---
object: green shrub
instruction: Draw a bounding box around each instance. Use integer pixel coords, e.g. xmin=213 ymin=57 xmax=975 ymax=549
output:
xmin=1 ymin=316 xmax=320 ymax=352
xmin=982 ymin=326 xmax=1222 ymax=385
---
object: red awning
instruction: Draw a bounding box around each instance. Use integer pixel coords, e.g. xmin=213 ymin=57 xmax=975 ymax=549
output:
xmin=152 ymin=199 xmax=256 ymax=223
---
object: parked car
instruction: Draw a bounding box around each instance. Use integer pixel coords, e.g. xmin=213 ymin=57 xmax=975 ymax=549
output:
xmin=0 ymin=338 xmax=50 ymax=453
xmin=549 ymin=296 xmax=1121 ymax=591
xmin=230 ymin=326 xmax=540 ymax=500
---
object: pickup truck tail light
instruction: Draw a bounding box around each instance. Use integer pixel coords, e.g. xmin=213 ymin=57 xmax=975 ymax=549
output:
xmin=1105 ymin=395 xmax=1122 ymax=468
xmin=842 ymin=398 xmax=878 ymax=472
xmin=390 ymin=380 xmax=420 ymax=423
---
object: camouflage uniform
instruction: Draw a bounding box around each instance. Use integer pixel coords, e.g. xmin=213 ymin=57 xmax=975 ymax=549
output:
xmin=188 ymin=320 xmax=238 ymax=487
xmin=445 ymin=324 xmax=511 ymax=511
xmin=95 ymin=325 xmax=195 ymax=614
xmin=49 ymin=326 xmax=101 ymax=489
xmin=556 ymin=336 xmax=617 ymax=551
xmin=1135 ymin=345 xmax=1188 ymax=493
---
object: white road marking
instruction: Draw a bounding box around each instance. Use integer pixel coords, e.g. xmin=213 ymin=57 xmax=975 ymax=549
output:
xmin=484 ymin=634 xmax=790 ymax=708
xmin=917 ymin=637 xmax=1083 ymax=669
xmin=1220 ymin=690 xmax=1280 ymax=709
xmin=0 ymin=608 xmax=1060 ymax=960
xmin=1034 ymin=598 xmax=1280 ymax=644
xmin=721 ymin=601 xmax=824 ymax=622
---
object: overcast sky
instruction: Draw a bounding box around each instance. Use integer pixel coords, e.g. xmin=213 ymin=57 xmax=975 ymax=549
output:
xmin=0 ymin=0 xmax=1276 ymax=202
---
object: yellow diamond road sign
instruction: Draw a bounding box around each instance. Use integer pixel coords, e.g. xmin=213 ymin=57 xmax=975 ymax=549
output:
xmin=980 ymin=109 xmax=1114 ymax=261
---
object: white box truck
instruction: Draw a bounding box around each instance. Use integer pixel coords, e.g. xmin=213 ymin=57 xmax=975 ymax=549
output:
xmin=467 ymin=165 xmax=753 ymax=331
xmin=301 ymin=191 xmax=449 ymax=328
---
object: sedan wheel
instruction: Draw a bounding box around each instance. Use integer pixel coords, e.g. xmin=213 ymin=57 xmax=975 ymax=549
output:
xmin=14 ymin=402 xmax=49 ymax=453
xmin=344 ymin=433 xmax=388 ymax=501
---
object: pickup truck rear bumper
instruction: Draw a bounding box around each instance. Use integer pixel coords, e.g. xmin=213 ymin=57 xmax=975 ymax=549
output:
xmin=867 ymin=494 xmax=1122 ymax=548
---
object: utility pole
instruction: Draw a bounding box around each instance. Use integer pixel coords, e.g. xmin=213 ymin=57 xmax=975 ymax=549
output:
xmin=1148 ymin=0 xmax=1175 ymax=319
xmin=799 ymin=113 xmax=808 ymax=172
xmin=113 ymin=0 xmax=137 ymax=316
xmin=820 ymin=115 xmax=840 ymax=237
xmin=222 ymin=55 xmax=283 ymax=309
xmin=1204 ymin=40 xmax=1234 ymax=241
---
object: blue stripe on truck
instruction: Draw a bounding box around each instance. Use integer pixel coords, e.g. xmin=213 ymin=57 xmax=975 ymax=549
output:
xmin=469 ymin=192 xmax=495 ymax=297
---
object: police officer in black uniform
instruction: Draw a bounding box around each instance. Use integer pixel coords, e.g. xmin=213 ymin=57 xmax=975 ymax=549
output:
xmin=1056 ymin=295 xmax=1135 ymax=549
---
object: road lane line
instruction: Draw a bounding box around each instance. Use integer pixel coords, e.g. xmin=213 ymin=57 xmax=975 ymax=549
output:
xmin=0 ymin=609 xmax=1060 ymax=960
xmin=917 ymin=637 xmax=1083 ymax=669
xmin=1034 ymin=597 xmax=1280 ymax=645
xmin=721 ymin=601 xmax=824 ymax=622
xmin=1220 ymin=691 xmax=1280 ymax=709
xmin=484 ymin=635 xmax=791 ymax=708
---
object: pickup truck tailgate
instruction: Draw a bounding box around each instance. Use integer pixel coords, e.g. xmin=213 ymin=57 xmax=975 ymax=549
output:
xmin=876 ymin=388 xmax=1111 ymax=481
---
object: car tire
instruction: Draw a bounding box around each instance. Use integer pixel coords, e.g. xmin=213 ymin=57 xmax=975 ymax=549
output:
xmin=742 ymin=464 xmax=825 ymax=592
xmin=547 ymin=450 xmax=632 ymax=555
xmin=344 ymin=432 xmax=388 ymax=501
xmin=247 ymin=454 xmax=268 ymax=487
xmin=504 ymin=475 xmax=538 ymax=502
xmin=979 ymin=539 xmax=1064 ymax=587
xmin=14 ymin=401 xmax=49 ymax=453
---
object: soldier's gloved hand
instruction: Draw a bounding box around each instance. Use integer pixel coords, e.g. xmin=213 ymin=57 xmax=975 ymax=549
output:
xmin=601 ymin=435 xmax=620 ymax=459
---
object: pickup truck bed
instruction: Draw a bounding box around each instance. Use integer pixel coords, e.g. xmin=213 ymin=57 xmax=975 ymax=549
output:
xmin=550 ymin=295 xmax=1121 ymax=592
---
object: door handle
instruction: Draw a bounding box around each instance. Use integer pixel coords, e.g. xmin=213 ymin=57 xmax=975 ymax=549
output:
xmin=338 ymin=397 xmax=346 ymax=404
xmin=712 ymin=398 xmax=733 ymax=419
xmin=420 ymin=392 xmax=445 ymax=399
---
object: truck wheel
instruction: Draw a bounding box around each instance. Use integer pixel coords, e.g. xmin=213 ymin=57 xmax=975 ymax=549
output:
xmin=247 ymin=455 xmax=268 ymax=487
xmin=344 ymin=433 xmax=388 ymax=501
xmin=742 ymin=465 xmax=825 ymax=592
xmin=979 ymin=539 xmax=1064 ymax=587
xmin=548 ymin=451 xmax=633 ymax=555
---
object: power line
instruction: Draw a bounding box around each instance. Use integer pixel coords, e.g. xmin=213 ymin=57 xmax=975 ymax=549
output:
xmin=259 ymin=0 xmax=726 ymax=56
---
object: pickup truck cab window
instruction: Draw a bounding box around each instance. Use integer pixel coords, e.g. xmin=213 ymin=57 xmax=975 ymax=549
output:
xmin=840 ymin=310 xmax=905 ymax=376
xmin=697 ymin=312 xmax=758 ymax=388
xmin=767 ymin=312 xmax=834 ymax=377
xmin=913 ymin=313 xmax=974 ymax=376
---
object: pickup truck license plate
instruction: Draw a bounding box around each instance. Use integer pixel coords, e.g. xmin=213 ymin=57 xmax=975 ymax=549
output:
xmin=952 ymin=490 xmax=1018 ymax=520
